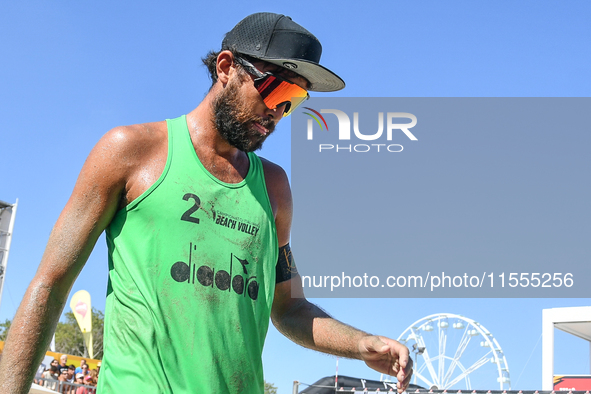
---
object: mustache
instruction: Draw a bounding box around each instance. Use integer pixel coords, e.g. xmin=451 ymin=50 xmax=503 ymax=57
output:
xmin=234 ymin=109 xmax=276 ymax=134
xmin=251 ymin=116 xmax=275 ymax=133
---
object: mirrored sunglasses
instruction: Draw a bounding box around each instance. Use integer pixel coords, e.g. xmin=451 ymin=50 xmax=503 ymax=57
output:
xmin=235 ymin=57 xmax=309 ymax=117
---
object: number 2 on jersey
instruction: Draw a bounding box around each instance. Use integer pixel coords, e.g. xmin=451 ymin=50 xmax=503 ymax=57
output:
xmin=181 ymin=193 xmax=201 ymax=224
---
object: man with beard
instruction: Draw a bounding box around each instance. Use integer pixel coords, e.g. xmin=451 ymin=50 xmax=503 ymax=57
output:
xmin=0 ymin=13 xmax=412 ymax=394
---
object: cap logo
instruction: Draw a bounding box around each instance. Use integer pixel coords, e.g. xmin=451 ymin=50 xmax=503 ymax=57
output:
xmin=283 ymin=62 xmax=298 ymax=69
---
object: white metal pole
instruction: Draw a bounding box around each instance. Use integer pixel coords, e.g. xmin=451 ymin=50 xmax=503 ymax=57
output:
xmin=0 ymin=199 xmax=18 ymax=311
xmin=541 ymin=308 xmax=554 ymax=391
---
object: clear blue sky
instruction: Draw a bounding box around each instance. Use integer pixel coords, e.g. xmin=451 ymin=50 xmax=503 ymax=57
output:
xmin=1 ymin=1 xmax=590 ymax=393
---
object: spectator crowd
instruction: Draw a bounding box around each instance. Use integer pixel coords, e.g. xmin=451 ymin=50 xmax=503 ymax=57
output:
xmin=36 ymin=354 xmax=101 ymax=393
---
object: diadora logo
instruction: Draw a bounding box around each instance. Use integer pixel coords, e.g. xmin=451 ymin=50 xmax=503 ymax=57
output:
xmin=301 ymin=107 xmax=418 ymax=153
xmin=170 ymin=243 xmax=259 ymax=300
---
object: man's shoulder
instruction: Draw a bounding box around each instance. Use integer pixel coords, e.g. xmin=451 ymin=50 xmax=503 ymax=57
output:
xmin=258 ymin=156 xmax=292 ymax=219
xmin=92 ymin=120 xmax=168 ymax=170
xmin=103 ymin=120 xmax=167 ymax=150
xmin=76 ymin=119 xmax=169 ymax=200
xmin=259 ymin=157 xmax=289 ymax=187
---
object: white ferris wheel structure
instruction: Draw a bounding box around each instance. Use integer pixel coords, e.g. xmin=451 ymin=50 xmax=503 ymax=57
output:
xmin=383 ymin=313 xmax=511 ymax=391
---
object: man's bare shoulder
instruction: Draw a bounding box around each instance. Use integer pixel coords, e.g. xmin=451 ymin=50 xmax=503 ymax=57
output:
xmin=90 ymin=121 xmax=165 ymax=174
xmin=100 ymin=120 xmax=167 ymax=158
xmin=259 ymin=157 xmax=292 ymax=225
xmin=92 ymin=120 xmax=169 ymax=205
xmin=259 ymin=157 xmax=288 ymax=185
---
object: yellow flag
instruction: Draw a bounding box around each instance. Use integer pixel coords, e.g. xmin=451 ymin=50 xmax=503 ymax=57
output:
xmin=70 ymin=290 xmax=93 ymax=358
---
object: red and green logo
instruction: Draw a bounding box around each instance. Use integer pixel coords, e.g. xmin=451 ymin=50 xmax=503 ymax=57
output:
xmin=303 ymin=107 xmax=329 ymax=131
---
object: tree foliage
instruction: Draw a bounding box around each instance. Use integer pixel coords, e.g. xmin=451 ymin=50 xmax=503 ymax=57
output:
xmin=54 ymin=307 xmax=104 ymax=359
xmin=0 ymin=309 xmax=104 ymax=359
xmin=0 ymin=318 xmax=11 ymax=341
xmin=264 ymin=381 xmax=278 ymax=394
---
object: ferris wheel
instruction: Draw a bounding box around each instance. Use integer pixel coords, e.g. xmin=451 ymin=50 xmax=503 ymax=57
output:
xmin=385 ymin=313 xmax=511 ymax=391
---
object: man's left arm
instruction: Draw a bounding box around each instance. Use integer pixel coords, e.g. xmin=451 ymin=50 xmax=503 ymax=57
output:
xmin=272 ymin=274 xmax=412 ymax=392
xmin=264 ymin=160 xmax=412 ymax=393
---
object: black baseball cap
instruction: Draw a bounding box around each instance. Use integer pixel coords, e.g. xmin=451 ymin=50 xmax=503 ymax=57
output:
xmin=222 ymin=12 xmax=345 ymax=92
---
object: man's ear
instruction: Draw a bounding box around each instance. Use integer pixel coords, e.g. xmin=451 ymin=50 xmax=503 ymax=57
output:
xmin=216 ymin=50 xmax=235 ymax=85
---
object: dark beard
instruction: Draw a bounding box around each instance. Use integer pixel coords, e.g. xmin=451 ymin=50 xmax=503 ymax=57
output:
xmin=212 ymin=79 xmax=276 ymax=152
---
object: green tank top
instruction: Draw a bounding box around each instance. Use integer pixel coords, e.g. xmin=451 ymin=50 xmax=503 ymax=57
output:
xmin=99 ymin=115 xmax=278 ymax=393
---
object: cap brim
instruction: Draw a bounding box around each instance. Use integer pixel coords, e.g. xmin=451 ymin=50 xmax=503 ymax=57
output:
xmin=260 ymin=58 xmax=345 ymax=92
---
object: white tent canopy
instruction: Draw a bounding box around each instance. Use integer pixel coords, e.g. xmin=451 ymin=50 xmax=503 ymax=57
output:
xmin=542 ymin=306 xmax=591 ymax=390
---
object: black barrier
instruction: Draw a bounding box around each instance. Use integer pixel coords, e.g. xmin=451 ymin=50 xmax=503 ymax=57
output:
xmin=297 ymin=376 xmax=590 ymax=394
